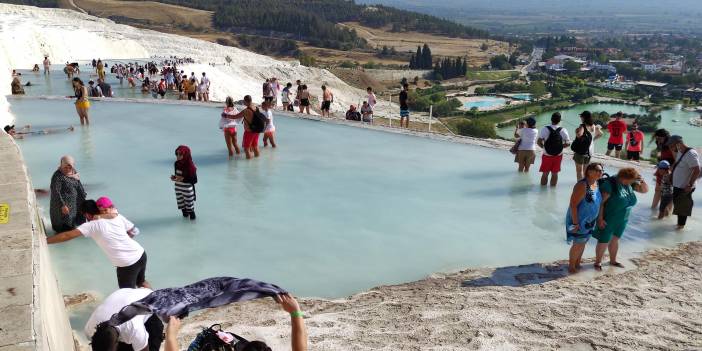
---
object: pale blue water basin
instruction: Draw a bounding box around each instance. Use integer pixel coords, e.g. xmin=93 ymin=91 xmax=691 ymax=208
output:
xmin=508 ymin=93 xmax=532 ymax=101
xmin=464 ymin=96 xmax=507 ymax=110
xmin=7 ymin=98 xmax=701 ymax=326
xmin=14 ymin=68 xmax=181 ymax=100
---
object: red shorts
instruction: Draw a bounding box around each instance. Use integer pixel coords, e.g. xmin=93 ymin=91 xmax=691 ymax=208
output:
xmin=224 ymin=127 xmax=236 ymax=136
xmin=539 ymin=154 xmax=563 ymax=173
xmin=243 ymin=131 xmax=259 ymax=148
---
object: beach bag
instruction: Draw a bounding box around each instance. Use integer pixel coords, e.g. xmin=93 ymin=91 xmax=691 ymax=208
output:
xmin=544 ymin=126 xmax=564 ymax=155
xmin=248 ymin=108 xmax=267 ymax=133
xmin=188 ymin=324 xmax=251 ymax=351
xmin=570 ymin=124 xmax=592 ymax=155
xmin=509 ymin=139 xmax=521 ymax=155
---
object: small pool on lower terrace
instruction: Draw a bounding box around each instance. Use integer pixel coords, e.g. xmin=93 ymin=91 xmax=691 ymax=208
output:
xmin=463 ymin=96 xmax=508 ymax=110
xmin=7 ymin=97 xmax=702 ymax=328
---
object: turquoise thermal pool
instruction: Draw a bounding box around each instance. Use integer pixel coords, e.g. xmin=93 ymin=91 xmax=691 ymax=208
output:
xmin=463 ymin=96 xmax=508 ymax=110
xmin=8 ymin=98 xmax=702 ymax=328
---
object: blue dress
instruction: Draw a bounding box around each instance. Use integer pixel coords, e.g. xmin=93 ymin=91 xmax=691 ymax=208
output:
xmin=565 ymin=180 xmax=602 ymax=243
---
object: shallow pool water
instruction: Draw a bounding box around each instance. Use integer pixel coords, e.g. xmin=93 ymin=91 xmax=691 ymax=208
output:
xmin=8 ymin=98 xmax=702 ymax=319
xmin=497 ymin=103 xmax=702 ymax=150
xmin=506 ymin=93 xmax=532 ymax=101
xmin=464 ymin=96 xmax=507 ymax=110
xmin=15 ymin=68 xmax=180 ymax=100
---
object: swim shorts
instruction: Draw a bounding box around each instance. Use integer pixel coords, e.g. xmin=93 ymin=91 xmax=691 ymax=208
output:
xmin=400 ymin=109 xmax=409 ymax=118
xmin=224 ymin=127 xmax=236 ymax=135
xmin=626 ymin=151 xmax=640 ymax=160
xmin=116 ymin=252 xmax=147 ymax=289
xmin=539 ymin=154 xmax=563 ymax=173
xmin=243 ymin=131 xmax=259 ymax=148
xmin=607 ymin=143 xmax=623 ymax=151
xmin=321 ymin=100 xmax=331 ymax=111
xmin=300 ymin=98 xmax=310 ymax=107
xmin=264 ymin=96 xmax=274 ymax=104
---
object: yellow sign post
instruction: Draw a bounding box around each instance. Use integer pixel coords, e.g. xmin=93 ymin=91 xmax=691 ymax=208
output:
xmin=0 ymin=204 xmax=9 ymax=224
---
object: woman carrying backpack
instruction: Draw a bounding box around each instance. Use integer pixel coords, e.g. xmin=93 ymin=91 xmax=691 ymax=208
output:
xmin=593 ymin=168 xmax=648 ymax=270
xmin=571 ymin=111 xmax=603 ymax=180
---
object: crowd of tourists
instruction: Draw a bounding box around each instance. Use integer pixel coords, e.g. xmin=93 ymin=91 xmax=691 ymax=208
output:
xmin=511 ymin=110 xmax=700 ymax=273
xmin=3 ymin=56 xmax=700 ymax=350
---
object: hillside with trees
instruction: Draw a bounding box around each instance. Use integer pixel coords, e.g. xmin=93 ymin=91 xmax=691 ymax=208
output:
xmin=141 ymin=0 xmax=488 ymax=50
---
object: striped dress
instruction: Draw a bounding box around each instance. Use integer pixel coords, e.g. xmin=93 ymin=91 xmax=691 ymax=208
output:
xmin=174 ymin=166 xmax=196 ymax=213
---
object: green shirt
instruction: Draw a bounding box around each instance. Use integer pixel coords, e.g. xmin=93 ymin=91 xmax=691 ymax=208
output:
xmin=601 ymin=177 xmax=637 ymax=223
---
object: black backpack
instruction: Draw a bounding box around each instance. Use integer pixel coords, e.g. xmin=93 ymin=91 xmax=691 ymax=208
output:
xmin=570 ymin=124 xmax=592 ymax=155
xmin=597 ymin=173 xmax=618 ymax=193
xmin=544 ymin=126 xmax=564 ymax=155
xmin=247 ymin=107 xmax=267 ymax=133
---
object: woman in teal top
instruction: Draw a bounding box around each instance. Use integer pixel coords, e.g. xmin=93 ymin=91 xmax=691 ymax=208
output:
xmin=565 ymin=163 xmax=604 ymax=273
xmin=593 ymin=167 xmax=649 ymax=270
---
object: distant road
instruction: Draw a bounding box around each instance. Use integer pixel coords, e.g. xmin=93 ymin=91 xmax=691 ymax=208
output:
xmin=522 ymin=47 xmax=544 ymax=76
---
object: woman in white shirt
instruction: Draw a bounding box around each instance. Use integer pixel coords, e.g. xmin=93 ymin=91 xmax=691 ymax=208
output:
xmin=515 ymin=117 xmax=539 ymax=172
xmin=262 ymin=101 xmax=277 ymax=148
xmin=220 ymin=97 xmax=242 ymax=157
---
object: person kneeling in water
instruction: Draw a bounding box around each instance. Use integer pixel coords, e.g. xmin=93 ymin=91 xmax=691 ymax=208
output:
xmin=164 ymin=294 xmax=307 ymax=351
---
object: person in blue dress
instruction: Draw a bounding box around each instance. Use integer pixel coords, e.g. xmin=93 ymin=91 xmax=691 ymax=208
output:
xmin=566 ymin=162 xmax=604 ymax=273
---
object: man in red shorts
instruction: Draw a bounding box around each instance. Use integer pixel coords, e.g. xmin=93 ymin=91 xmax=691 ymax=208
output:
xmin=537 ymin=112 xmax=571 ymax=187
xmin=229 ymin=95 xmax=262 ymax=159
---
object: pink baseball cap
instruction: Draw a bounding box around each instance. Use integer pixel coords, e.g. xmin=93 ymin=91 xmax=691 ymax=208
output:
xmin=96 ymin=197 xmax=113 ymax=208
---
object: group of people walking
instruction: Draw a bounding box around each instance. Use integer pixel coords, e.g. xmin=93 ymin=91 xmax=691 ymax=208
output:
xmin=511 ymin=110 xmax=701 ymax=273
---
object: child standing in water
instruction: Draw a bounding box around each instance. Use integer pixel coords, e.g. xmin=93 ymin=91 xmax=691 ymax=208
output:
xmin=171 ymin=145 xmax=198 ymax=220
xmin=262 ymin=101 xmax=277 ymax=148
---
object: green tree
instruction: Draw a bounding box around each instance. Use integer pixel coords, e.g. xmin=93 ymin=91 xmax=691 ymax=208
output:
xmin=564 ymin=60 xmax=582 ymax=72
xmin=456 ymin=119 xmax=497 ymax=138
xmin=529 ymin=81 xmax=547 ymax=100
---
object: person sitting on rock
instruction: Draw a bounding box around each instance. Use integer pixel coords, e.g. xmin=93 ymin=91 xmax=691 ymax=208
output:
xmin=345 ymin=105 xmax=361 ymax=121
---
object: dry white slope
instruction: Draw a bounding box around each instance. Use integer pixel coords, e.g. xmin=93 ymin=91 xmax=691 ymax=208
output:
xmin=0 ymin=3 xmax=394 ymax=127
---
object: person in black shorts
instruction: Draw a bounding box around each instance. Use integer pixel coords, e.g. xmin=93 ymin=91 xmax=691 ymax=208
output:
xmin=320 ymin=85 xmax=333 ymax=117
xmin=399 ymin=83 xmax=410 ymax=128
